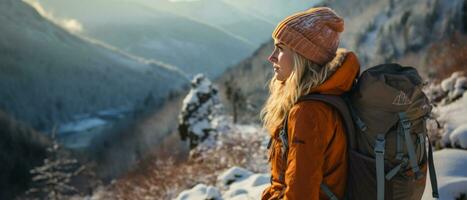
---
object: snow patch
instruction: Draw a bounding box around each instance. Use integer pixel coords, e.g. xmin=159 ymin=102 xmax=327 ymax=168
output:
xmin=175 ymin=184 xmax=222 ymax=200
xmin=222 ymin=173 xmax=269 ymax=200
xmin=422 ymin=149 xmax=467 ymax=200
xmin=217 ymin=166 xmax=253 ymax=187
xmin=434 ymin=91 xmax=467 ymax=148
xmin=449 ymin=125 xmax=467 ymax=149
xmin=176 ymin=167 xmax=269 ymax=200
xmin=179 ymin=74 xmax=225 ymax=149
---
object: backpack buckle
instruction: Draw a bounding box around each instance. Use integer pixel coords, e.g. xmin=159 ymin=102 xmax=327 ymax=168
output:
xmin=401 ymin=120 xmax=411 ymax=130
xmin=399 ymin=112 xmax=412 ymax=129
xmin=279 ymin=129 xmax=288 ymax=149
xmin=374 ymin=137 xmax=386 ymax=154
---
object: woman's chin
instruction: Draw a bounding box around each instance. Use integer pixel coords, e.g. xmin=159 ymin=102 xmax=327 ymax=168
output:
xmin=275 ymin=76 xmax=287 ymax=83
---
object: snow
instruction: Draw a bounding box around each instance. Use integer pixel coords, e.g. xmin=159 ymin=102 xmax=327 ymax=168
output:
xmin=222 ymin=173 xmax=269 ymax=200
xmin=422 ymin=149 xmax=467 ymax=200
xmin=173 ymin=120 xmax=270 ymax=200
xmin=182 ymin=90 xmax=199 ymax=108
xmin=435 ymin=91 xmax=467 ymax=148
xmin=182 ymin=74 xmax=215 ymax=107
xmin=175 ymin=167 xmax=269 ymax=200
xmin=423 ymin=74 xmax=467 ymax=198
xmin=440 ymin=72 xmax=466 ymax=102
xmin=449 ymin=125 xmax=467 ymax=149
xmin=217 ymin=166 xmax=253 ymax=187
xmin=178 ymin=148 xmax=467 ymax=200
xmin=174 ymin=73 xmax=467 ymax=200
xmin=175 ymin=184 xmax=222 ymax=200
xmin=191 ymin=120 xmax=211 ymax=137
xmin=179 ymin=74 xmax=224 ymax=148
xmin=195 ymin=74 xmax=213 ymax=94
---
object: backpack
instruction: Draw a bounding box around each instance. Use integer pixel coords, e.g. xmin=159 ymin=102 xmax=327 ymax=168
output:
xmin=277 ymin=63 xmax=439 ymax=200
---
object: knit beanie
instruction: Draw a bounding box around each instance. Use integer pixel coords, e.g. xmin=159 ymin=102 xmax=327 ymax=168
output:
xmin=272 ymin=7 xmax=344 ymax=65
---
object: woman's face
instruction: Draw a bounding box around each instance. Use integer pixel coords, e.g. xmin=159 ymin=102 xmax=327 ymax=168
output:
xmin=268 ymin=41 xmax=294 ymax=82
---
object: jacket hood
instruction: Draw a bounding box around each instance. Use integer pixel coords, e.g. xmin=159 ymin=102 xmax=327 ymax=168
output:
xmin=308 ymin=48 xmax=360 ymax=95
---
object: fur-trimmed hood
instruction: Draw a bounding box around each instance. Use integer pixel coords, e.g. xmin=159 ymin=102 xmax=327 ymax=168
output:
xmin=308 ymin=48 xmax=361 ymax=95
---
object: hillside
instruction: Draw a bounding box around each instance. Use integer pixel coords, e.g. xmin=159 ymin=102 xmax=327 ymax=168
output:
xmin=33 ymin=0 xmax=257 ymax=78
xmin=85 ymin=73 xmax=467 ymax=199
xmin=0 ymin=110 xmax=51 ymax=200
xmin=0 ymin=0 xmax=189 ymax=141
xmin=215 ymin=42 xmax=274 ymax=123
xmin=137 ymin=0 xmax=275 ymax=46
xmin=323 ymin=0 xmax=466 ymax=75
xmin=77 ymin=0 xmax=467 ymax=198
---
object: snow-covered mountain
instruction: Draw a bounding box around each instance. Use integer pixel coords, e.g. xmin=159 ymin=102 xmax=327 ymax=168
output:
xmin=323 ymin=0 xmax=466 ymax=73
xmin=216 ymin=0 xmax=467 ymax=122
xmin=0 ymin=0 xmax=188 ymax=132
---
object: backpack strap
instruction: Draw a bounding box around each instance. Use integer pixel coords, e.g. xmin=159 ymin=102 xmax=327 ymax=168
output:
xmin=321 ymin=183 xmax=338 ymax=200
xmin=385 ymin=157 xmax=408 ymax=180
xmin=426 ymin=135 xmax=440 ymax=199
xmin=295 ymin=94 xmax=357 ymax=200
xmin=297 ymin=94 xmax=356 ymax=149
xmin=267 ymin=137 xmax=273 ymax=149
xmin=398 ymin=112 xmax=424 ymax=180
xmin=374 ymin=134 xmax=386 ymax=200
xmin=395 ymin=128 xmax=404 ymax=160
xmin=278 ymin=114 xmax=289 ymax=182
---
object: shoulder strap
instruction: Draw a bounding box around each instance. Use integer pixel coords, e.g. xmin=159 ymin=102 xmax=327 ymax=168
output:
xmin=297 ymin=94 xmax=356 ymax=149
xmin=295 ymin=94 xmax=357 ymax=200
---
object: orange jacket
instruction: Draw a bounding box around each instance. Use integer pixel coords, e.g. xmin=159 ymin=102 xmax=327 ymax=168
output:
xmin=262 ymin=51 xmax=360 ymax=200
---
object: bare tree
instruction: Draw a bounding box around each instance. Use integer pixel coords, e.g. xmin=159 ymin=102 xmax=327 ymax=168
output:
xmin=224 ymin=78 xmax=246 ymax=123
xmin=25 ymin=128 xmax=85 ymax=200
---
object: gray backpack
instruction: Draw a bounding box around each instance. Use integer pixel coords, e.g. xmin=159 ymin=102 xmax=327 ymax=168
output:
xmin=292 ymin=63 xmax=439 ymax=200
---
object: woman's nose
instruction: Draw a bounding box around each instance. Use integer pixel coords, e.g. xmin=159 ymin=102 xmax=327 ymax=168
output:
xmin=268 ymin=52 xmax=277 ymax=64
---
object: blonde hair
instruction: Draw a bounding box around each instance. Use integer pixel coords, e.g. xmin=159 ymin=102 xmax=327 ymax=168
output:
xmin=260 ymin=52 xmax=331 ymax=136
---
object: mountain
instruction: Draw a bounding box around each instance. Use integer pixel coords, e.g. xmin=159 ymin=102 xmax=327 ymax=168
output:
xmin=216 ymin=42 xmax=273 ymax=123
xmin=143 ymin=0 xmax=320 ymax=46
xmin=34 ymin=0 xmax=258 ymax=78
xmin=321 ymin=0 xmax=466 ymax=74
xmin=0 ymin=0 xmax=188 ymax=131
xmin=216 ymin=0 xmax=467 ymax=122
xmin=137 ymin=0 xmax=275 ymax=45
xmin=223 ymin=0 xmax=318 ymax=23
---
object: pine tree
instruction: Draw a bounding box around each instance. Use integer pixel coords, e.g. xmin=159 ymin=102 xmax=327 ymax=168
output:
xmin=25 ymin=128 xmax=85 ymax=200
xmin=178 ymin=74 xmax=223 ymax=149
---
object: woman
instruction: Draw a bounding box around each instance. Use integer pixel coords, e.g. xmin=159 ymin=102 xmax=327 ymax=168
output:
xmin=260 ymin=7 xmax=360 ymax=200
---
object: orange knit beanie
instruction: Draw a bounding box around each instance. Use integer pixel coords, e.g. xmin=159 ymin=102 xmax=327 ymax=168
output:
xmin=272 ymin=7 xmax=344 ymax=65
